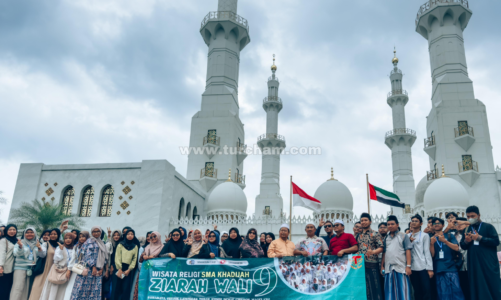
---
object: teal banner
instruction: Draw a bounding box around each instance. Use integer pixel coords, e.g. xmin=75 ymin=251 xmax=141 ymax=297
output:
xmin=138 ymin=254 xmax=366 ymax=299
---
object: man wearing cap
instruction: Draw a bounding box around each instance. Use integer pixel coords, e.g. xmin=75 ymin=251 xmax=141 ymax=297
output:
xmin=329 ymin=219 xmax=358 ymax=257
xmin=294 ymin=223 xmax=329 ymax=257
xmin=267 ymin=224 xmax=295 ymax=258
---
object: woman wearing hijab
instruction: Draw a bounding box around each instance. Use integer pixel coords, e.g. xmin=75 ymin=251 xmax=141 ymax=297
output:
xmin=133 ymin=232 xmax=162 ymax=300
xmin=102 ymin=229 xmax=120 ymax=300
xmin=111 ymin=229 xmax=138 ymax=300
xmin=70 ymin=230 xmax=80 ymax=246
xmin=63 ymin=231 xmax=89 ymax=300
xmin=160 ymin=229 xmax=185 ymax=259
xmin=69 ymin=227 xmax=107 ymax=300
xmin=263 ymin=233 xmax=275 ymax=258
xmin=11 ymin=227 xmax=44 ymax=300
xmin=221 ymin=228 xmax=242 ymax=259
xmin=39 ymin=232 xmax=76 ymax=300
xmin=178 ymin=227 xmax=188 ymax=241
xmin=182 ymin=229 xmax=211 ymax=259
xmin=29 ymin=228 xmax=61 ymax=300
xmin=206 ymin=231 xmax=221 ymax=258
xmin=239 ymin=229 xmax=264 ymax=259
xmin=0 ymin=224 xmax=19 ymax=300
xmin=220 ymin=231 xmax=229 ymax=245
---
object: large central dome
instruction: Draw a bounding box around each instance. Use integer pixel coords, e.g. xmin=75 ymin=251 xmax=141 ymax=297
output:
xmin=424 ymin=176 xmax=469 ymax=212
xmin=207 ymin=181 xmax=247 ymax=219
xmin=314 ymin=179 xmax=354 ymax=212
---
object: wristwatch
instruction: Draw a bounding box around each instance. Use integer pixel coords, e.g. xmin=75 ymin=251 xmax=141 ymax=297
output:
xmin=406 ymin=265 xmax=411 ymax=267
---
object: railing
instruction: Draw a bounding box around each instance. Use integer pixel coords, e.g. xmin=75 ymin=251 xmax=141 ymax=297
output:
xmin=258 ymin=133 xmax=286 ymax=142
xmin=235 ymin=174 xmax=245 ymax=184
xmin=459 ymin=161 xmax=478 ymax=173
xmin=385 ymin=128 xmax=416 ymax=138
xmin=424 ymin=135 xmax=435 ymax=148
xmin=203 ymin=136 xmax=220 ymax=146
xmin=200 ymin=168 xmax=218 ymax=179
xmin=236 ymin=142 xmax=247 ymax=152
xmin=387 ymin=90 xmax=408 ymax=98
xmin=201 ymin=11 xmax=249 ymax=31
xmin=416 ymin=0 xmax=469 ymax=26
xmin=263 ymin=96 xmax=282 ymax=103
xmin=454 ymin=126 xmax=474 ymax=138
xmin=427 ymin=169 xmax=439 ymax=181
xmin=268 ymin=76 xmax=280 ymax=82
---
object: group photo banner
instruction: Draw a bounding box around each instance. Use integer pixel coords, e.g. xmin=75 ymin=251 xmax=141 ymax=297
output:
xmin=137 ymin=254 xmax=367 ymax=300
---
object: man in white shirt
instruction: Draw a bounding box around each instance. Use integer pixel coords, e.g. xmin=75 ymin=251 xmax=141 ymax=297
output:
xmin=407 ymin=214 xmax=434 ymax=300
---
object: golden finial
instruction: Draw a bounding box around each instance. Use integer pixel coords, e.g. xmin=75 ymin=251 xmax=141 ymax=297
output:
xmin=328 ymin=167 xmax=337 ymax=181
xmin=226 ymin=168 xmax=232 ymax=182
xmin=441 ymin=164 xmax=447 ymax=178
xmin=392 ymin=47 xmax=399 ymax=64
xmin=271 ymin=54 xmax=277 ymax=71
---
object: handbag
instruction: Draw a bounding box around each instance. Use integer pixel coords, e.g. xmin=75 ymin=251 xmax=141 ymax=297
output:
xmin=47 ymin=247 xmax=69 ymax=284
xmin=72 ymin=250 xmax=86 ymax=275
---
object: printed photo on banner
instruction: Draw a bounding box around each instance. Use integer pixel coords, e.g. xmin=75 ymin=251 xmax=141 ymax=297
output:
xmin=278 ymin=255 xmax=350 ymax=294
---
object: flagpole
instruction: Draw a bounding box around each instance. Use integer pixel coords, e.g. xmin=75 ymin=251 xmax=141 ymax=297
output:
xmin=366 ymin=173 xmax=371 ymax=215
xmin=289 ymin=176 xmax=292 ymax=240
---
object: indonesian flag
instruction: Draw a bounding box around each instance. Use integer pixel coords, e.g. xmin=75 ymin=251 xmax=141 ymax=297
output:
xmin=292 ymin=182 xmax=321 ymax=212
xmin=368 ymin=183 xmax=405 ymax=208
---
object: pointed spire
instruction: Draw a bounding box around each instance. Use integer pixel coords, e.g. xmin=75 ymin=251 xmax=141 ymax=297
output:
xmin=271 ymin=54 xmax=277 ymax=71
xmin=327 ymin=167 xmax=337 ymax=181
xmin=226 ymin=168 xmax=232 ymax=182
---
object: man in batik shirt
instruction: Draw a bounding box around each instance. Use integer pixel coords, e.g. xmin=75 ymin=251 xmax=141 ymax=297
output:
xmin=357 ymin=212 xmax=384 ymax=300
xmin=294 ymin=223 xmax=329 ymax=256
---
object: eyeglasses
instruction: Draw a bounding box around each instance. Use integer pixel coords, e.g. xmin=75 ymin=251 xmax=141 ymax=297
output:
xmin=172 ymin=234 xmax=180 ymax=237
xmin=209 ymin=235 xmax=216 ymax=238
xmin=324 ymin=225 xmax=332 ymax=228
xmin=249 ymin=232 xmax=257 ymax=235
xmin=333 ymin=224 xmax=341 ymax=227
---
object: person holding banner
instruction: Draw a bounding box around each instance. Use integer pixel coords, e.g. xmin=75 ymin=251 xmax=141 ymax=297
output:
xmin=182 ymin=229 xmax=212 ymax=259
xmin=294 ymin=223 xmax=329 ymax=257
xmin=267 ymin=224 xmax=295 ymax=258
xmin=239 ymin=229 xmax=264 ymax=258
xmin=329 ymin=220 xmax=358 ymax=257
xmin=206 ymin=231 xmax=221 ymax=258
xmin=381 ymin=215 xmax=413 ymax=300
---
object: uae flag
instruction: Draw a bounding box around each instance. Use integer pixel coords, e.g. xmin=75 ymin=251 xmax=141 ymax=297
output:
xmin=292 ymin=182 xmax=321 ymax=212
xmin=368 ymin=183 xmax=405 ymax=208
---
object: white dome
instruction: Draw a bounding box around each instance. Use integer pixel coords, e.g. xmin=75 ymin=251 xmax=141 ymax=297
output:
xmin=314 ymin=179 xmax=353 ymax=211
xmin=207 ymin=181 xmax=247 ymax=214
xmin=424 ymin=177 xmax=469 ymax=211
xmin=415 ymin=175 xmax=433 ymax=206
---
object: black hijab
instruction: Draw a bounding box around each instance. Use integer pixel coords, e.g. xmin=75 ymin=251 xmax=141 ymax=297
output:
xmin=48 ymin=228 xmax=61 ymax=249
xmin=40 ymin=229 xmax=51 ymax=243
xmin=143 ymin=231 xmax=153 ymax=249
xmin=3 ymin=224 xmax=18 ymax=245
xmin=120 ymin=226 xmax=132 ymax=242
xmin=221 ymin=227 xmax=242 ymax=258
xmin=178 ymin=227 xmax=188 ymax=241
xmin=71 ymin=230 xmax=81 ymax=245
xmin=120 ymin=228 xmax=139 ymax=251
xmin=160 ymin=229 xmax=185 ymax=257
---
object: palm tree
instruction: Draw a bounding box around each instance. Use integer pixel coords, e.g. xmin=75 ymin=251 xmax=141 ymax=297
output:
xmin=9 ymin=199 xmax=84 ymax=234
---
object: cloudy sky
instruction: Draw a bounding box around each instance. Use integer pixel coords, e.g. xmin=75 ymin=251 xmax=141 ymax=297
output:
xmin=1 ymin=0 xmax=501 ymax=223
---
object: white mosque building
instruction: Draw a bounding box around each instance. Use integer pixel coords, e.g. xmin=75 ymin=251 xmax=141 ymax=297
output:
xmin=8 ymin=0 xmax=501 ymax=240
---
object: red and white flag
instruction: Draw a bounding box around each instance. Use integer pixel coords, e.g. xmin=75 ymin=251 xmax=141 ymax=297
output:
xmin=292 ymin=182 xmax=321 ymax=212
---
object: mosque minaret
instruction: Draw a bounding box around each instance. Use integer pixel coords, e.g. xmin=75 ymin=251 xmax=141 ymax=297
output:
xmin=186 ymin=0 xmax=250 ymax=193
xmin=255 ymin=56 xmax=286 ymax=217
xmin=384 ymin=50 xmax=416 ymax=215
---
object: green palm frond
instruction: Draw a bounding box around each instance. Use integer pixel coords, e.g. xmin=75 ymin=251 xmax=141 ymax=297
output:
xmin=10 ymin=199 xmax=84 ymax=234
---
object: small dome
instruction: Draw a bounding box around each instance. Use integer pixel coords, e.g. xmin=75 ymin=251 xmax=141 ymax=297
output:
xmin=424 ymin=177 xmax=469 ymax=211
xmin=271 ymin=64 xmax=277 ymax=71
xmin=207 ymin=181 xmax=247 ymax=214
xmin=392 ymin=57 xmax=399 ymax=64
xmin=314 ymin=179 xmax=353 ymax=211
xmin=415 ymin=175 xmax=433 ymax=206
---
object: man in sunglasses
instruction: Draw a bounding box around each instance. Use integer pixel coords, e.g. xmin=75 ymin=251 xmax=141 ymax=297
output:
xmin=315 ymin=217 xmax=337 ymax=246
xmin=329 ymin=220 xmax=358 ymax=258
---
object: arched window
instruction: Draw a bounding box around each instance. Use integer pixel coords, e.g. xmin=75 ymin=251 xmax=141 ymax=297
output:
xmin=61 ymin=186 xmax=75 ymax=215
xmin=186 ymin=202 xmax=192 ymax=218
xmin=79 ymin=186 xmax=94 ymax=217
xmin=178 ymin=198 xmax=185 ymax=220
xmin=99 ymin=185 xmax=114 ymax=217
xmin=193 ymin=206 xmax=198 ymax=219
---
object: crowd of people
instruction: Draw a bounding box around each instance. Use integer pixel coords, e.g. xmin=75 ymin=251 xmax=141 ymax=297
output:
xmin=0 ymin=205 xmax=500 ymax=300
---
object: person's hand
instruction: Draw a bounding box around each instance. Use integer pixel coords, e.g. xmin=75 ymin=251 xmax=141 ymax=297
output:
xmin=203 ymin=235 xmax=208 ymax=244
xmin=366 ymin=250 xmax=373 ymax=257
xmin=472 ymin=233 xmax=480 ymax=241
xmin=210 ymin=253 xmax=215 ymax=258
xmin=464 ymin=233 xmax=472 ymax=243
xmin=60 ymin=220 xmax=69 ymax=231
xmin=430 ymin=236 xmax=437 ymax=244
xmin=107 ymin=227 xmax=112 ymax=238
xmin=36 ymin=241 xmax=42 ymax=251
xmin=319 ymin=217 xmax=325 ymax=228
xmin=110 ymin=265 xmax=114 ymax=273
xmin=82 ymin=268 xmax=89 ymax=277
xmin=302 ymin=251 xmax=309 ymax=257
xmin=380 ymin=268 xmax=384 ymax=276
xmin=58 ymin=242 xmax=64 ymax=250
xmin=337 ymin=250 xmax=344 ymax=257
xmin=428 ymin=270 xmax=434 ymax=279
xmin=66 ymin=270 xmax=71 ymax=279
xmin=97 ymin=269 xmax=103 ymax=276
xmin=105 ymin=270 xmax=109 ymax=279
xmin=276 ymin=254 xmax=283 ymax=259
xmin=17 ymin=240 xmax=23 ymax=248
xmin=169 ymin=254 xmax=176 ymax=259
xmin=213 ymin=224 xmax=217 ymax=230
xmin=437 ymin=235 xmax=447 ymax=243
xmin=92 ymin=267 xmax=97 ymax=276
xmin=124 ymin=269 xmax=130 ymax=277
xmin=409 ymin=235 xmax=416 ymax=243
xmin=405 ymin=267 xmax=412 ymax=276
xmin=187 ymin=237 xmax=193 ymax=246
xmin=165 ymin=235 xmax=170 ymax=243
xmin=423 ymin=227 xmax=430 ymax=234
xmin=0 ymin=266 xmax=4 ymax=274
